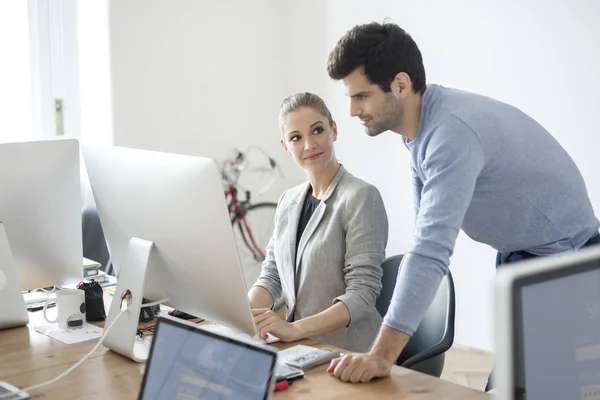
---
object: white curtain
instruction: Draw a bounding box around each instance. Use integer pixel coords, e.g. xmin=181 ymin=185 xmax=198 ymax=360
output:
xmin=0 ymin=1 xmax=34 ymax=143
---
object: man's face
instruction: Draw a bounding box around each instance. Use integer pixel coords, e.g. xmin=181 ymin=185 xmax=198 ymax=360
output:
xmin=341 ymin=67 xmax=403 ymax=137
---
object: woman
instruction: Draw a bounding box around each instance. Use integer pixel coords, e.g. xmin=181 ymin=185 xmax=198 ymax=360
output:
xmin=248 ymin=92 xmax=389 ymax=352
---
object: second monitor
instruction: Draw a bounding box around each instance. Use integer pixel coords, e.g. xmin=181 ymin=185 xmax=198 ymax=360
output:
xmin=0 ymin=139 xmax=82 ymax=330
xmin=495 ymin=244 xmax=600 ymax=400
xmin=82 ymin=145 xmax=263 ymax=361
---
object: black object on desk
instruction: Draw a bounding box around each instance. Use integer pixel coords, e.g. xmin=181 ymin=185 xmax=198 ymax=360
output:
xmin=76 ymin=280 xmax=106 ymax=321
xmin=27 ymin=300 xmax=55 ymax=312
xmin=168 ymin=309 xmax=199 ymax=320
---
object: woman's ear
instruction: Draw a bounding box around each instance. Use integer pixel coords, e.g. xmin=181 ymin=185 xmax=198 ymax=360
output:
xmin=332 ymin=122 xmax=338 ymax=141
xmin=280 ymin=139 xmax=288 ymax=153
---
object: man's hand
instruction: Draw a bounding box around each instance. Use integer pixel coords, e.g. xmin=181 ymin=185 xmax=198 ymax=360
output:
xmin=327 ymin=325 xmax=410 ymax=383
xmin=327 ymin=352 xmax=393 ymax=383
xmin=252 ymin=308 xmax=303 ymax=342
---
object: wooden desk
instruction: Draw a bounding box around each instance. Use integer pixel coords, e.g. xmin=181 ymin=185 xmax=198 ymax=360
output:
xmin=0 ymin=295 xmax=492 ymax=400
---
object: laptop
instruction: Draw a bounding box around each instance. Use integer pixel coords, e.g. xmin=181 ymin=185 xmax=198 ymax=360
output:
xmin=495 ymin=244 xmax=600 ymax=400
xmin=138 ymin=315 xmax=278 ymax=400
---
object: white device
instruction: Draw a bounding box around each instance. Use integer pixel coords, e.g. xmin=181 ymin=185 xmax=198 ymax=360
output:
xmin=82 ymin=145 xmax=259 ymax=362
xmin=42 ymin=288 xmax=86 ymax=329
xmin=285 ymin=347 xmax=340 ymax=371
xmin=0 ymin=382 xmax=29 ymax=399
xmin=495 ymin=244 xmax=600 ymax=400
xmin=0 ymin=139 xmax=82 ymax=330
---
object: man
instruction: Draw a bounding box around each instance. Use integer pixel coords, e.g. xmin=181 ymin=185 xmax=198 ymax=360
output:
xmin=325 ymin=21 xmax=600 ymax=389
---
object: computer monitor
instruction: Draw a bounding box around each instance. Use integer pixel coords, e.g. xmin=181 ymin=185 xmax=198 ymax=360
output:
xmin=0 ymin=139 xmax=83 ymax=330
xmin=495 ymin=244 xmax=600 ymax=400
xmin=82 ymin=145 xmax=259 ymax=362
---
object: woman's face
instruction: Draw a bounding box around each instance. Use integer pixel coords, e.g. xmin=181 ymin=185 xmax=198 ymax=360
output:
xmin=280 ymin=107 xmax=337 ymax=175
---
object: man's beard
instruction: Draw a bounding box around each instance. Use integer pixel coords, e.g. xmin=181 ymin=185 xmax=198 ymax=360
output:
xmin=365 ymin=97 xmax=403 ymax=137
xmin=365 ymin=120 xmax=391 ymax=136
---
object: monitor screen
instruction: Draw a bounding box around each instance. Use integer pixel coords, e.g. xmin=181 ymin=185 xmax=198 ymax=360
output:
xmin=515 ymin=264 xmax=600 ymax=399
xmin=139 ymin=318 xmax=276 ymax=400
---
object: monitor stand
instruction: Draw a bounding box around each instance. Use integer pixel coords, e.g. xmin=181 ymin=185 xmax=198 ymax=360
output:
xmin=0 ymin=222 xmax=29 ymax=330
xmin=102 ymin=237 xmax=154 ymax=362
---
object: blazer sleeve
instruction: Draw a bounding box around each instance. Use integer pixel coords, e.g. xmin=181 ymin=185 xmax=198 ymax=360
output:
xmin=253 ymin=191 xmax=286 ymax=305
xmin=333 ymin=184 xmax=388 ymax=327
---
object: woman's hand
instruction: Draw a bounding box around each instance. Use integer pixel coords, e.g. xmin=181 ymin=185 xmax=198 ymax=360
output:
xmin=252 ymin=308 xmax=303 ymax=342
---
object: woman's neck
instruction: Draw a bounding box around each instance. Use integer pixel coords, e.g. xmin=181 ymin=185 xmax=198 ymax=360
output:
xmin=307 ymin=160 xmax=341 ymax=199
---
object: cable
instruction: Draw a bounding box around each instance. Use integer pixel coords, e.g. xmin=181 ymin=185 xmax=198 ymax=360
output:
xmin=0 ymin=298 xmax=170 ymax=399
xmin=141 ymin=298 xmax=169 ymax=308
xmin=37 ymin=286 xmax=60 ymax=293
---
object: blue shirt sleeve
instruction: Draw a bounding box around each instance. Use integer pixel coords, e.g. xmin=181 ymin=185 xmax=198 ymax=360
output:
xmin=383 ymin=116 xmax=485 ymax=335
xmin=411 ymin=166 xmax=423 ymax=220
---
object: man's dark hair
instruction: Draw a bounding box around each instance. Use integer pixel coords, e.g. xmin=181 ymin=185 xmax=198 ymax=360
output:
xmin=327 ymin=21 xmax=426 ymax=94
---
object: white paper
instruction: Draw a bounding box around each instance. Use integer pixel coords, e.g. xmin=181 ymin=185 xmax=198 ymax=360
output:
xmin=33 ymin=323 xmax=104 ymax=344
xmin=199 ymin=324 xmax=280 ymax=345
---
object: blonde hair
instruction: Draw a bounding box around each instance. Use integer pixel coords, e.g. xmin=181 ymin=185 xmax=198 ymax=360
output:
xmin=278 ymin=92 xmax=335 ymax=134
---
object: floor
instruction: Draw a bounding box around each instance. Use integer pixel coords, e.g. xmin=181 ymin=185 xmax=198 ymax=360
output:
xmin=440 ymin=345 xmax=494 ymax=391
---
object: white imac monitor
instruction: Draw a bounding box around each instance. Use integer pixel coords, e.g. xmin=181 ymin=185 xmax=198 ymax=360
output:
xmin=495 ymin=244 xmax=600 ymax=400
xmin=0 ymin=139 xmax=83 ymax=330
xmin=82 ymin=145 xmax=259 ymax=362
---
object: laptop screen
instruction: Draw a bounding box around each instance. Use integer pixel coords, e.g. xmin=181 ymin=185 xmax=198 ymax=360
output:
xmin=514 ymin=263 xmax=600 ymax=399
xmin=138 ymin=317 xmax=277 ymax=400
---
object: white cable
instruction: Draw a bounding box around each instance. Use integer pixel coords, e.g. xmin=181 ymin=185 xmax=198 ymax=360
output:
xmin=37 ymin=286 xmax=60 ymax=293
xmin=141 ymin=298 xmax=169 ymax=308
xmin=0 ymin=298 xmax=170 ymax=399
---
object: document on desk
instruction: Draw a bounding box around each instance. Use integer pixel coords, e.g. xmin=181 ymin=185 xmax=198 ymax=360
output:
xmin=33 ymin=323 xmax=104 ymax=344
xmin=198 ymin=324 xmax=280 ymax=345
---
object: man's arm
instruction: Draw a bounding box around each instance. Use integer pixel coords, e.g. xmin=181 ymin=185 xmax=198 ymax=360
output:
xmin=411 ymin=166 xmax=423 ymax=220
xmin=330 ymin=116 xmax=485 ymax=381
xmin=383 ymin=116 xmax=484 ymax=336
xmin=369 ymin=325 xmax=410 ymax=363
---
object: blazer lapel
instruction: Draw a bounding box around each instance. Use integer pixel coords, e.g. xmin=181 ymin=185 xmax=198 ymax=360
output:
xmin=295 ymin=165 xmax=346 ymax=272
xmin=285 ymin=183 xmax=310 ymax=302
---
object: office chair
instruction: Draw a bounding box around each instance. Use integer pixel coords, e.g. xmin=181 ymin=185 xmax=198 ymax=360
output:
xmin=81 ymin=204 xmax=112 ymax=274
xmin=376 ymin=254 xmax=456 ymax=377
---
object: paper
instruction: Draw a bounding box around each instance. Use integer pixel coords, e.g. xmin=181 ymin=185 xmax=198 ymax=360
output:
xmin=199 ymin=324 xmax=280 ymax=345
xmin=33 ymin=323 xmax=104 ymax=344
xmin=83 ymin=257 xmax=101 ymax=268
xmin=23 ymin=291 xmax=55 ymax=305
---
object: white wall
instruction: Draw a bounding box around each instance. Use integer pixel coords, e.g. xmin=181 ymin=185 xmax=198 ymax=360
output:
xmin=108 ymin=0 xmax=600 ymax=352
xmin=79 ymin=0 xmax=113 ymax=146
xmin=320 ymin=0 xmax=600 ymax=351
xmin=109 ymin=0 xmax=310 ymax=200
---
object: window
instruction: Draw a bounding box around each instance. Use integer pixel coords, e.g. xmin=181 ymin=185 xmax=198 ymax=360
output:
xmin=0 ymin=1 xmax=34 ymax=142
xmin=1 ymin=0 xmax=112 ymax=145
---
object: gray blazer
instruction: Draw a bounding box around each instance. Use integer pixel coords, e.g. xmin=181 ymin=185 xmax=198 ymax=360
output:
xmin=254 ymin=165 xmax=389 ymax=352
